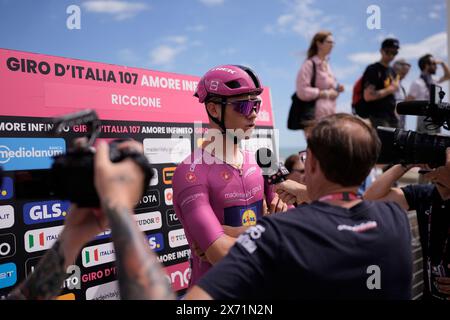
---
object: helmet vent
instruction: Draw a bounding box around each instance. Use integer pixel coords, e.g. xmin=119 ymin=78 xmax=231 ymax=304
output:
xmin=225 ymin=80 xmax=241 ymax=89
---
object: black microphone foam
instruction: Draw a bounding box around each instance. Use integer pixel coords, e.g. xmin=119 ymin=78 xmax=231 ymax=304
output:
xmin=396 ymin=100 xmax=429 ymax=116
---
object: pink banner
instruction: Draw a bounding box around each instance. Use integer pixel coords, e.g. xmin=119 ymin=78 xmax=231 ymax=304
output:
xmin=0 ymin=49 xmax=274 ymax=126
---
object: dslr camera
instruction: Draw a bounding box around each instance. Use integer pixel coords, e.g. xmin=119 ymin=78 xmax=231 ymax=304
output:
xmin=377 ymin=84 xmax=450 ymax=167
xmin=13 ymin=110 xmax=153 ymax=207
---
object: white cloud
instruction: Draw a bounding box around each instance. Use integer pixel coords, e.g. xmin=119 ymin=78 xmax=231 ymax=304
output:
xmin=117 ymin=48 xmax=139 ymax=64
xmin=220 ymin=47 xmax=237 ymax=56
xmin=82 ymin=0 xmax=149 ymax=20
xmin=149 ymin=45 xmax=183 ymax=66
xmin=186 ymin=25 xmax=206 ymax=32
xmin=198 ymin=0 xmax=224 ymax=6
xmin=348 ymin=32 xmax=447 ymax=65
xmin=277 ymin=14 xmax=295 ymax=27
xmin=166 ymin=36 xmax=188 ymax=45
xmin=331 ymin=64 xmax=362 ymax=81
xmin=429 ymin=3 xmax=445 ymax=20
xmin=266 ymin=0 xmax=354 ymax=42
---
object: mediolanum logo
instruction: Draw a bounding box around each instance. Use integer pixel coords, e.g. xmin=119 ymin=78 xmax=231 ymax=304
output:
xmin=24 ymin=225 xmax=64 ymax=253
xmin=23 ymin=200 xmax=71 ymax=225
xmin=0 ymin=138 xmax=65 ymax=171
xmin=82 ymin=242 xmax=116 ymax=268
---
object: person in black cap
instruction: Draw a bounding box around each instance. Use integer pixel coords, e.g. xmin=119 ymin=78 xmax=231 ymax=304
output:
xmin=360 ymin=38 xmax=401 ymax=129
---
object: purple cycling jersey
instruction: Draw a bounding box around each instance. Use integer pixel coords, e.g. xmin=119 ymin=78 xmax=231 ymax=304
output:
xmin=173 ymin=148 xmax=274 ymax=286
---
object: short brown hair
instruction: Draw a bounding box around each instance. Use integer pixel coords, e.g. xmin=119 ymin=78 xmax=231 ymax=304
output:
xmin=284 ymin=154 xmax=300 ymax=173
xmin=306 ymin=113 xmax=381 ymax=186
xmin=307 ymin=31 xmax=332 ymax=59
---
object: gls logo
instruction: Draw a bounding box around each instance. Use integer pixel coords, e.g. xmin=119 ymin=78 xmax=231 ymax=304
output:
xmin=147 ymin=233 xmax=164 ymax=252
xmin=23 ymin=200 xmax=71 ymax=224
xmin=0 ymin=234 xmax=16 ymax=259
xmin=0 ymin=262 xmax=17 ymax=289
xmin=0 ymin=138 xmax=65 ymax=171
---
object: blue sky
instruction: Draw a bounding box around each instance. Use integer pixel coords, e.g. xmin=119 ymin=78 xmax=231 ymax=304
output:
xmin=0 ymin=0 xmax=448 ymax=151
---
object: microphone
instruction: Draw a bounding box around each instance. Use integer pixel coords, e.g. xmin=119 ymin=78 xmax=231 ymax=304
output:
xmin=255 ymin=148 xmax=289 ymax=185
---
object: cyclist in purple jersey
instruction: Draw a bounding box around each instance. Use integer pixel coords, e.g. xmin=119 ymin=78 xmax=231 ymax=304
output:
xmin=173 ymin=65 xmax=286 ymax=286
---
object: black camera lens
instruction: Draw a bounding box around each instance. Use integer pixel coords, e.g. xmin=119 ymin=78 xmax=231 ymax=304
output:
xmin=377 ymin=127 xmax=450 ymax=167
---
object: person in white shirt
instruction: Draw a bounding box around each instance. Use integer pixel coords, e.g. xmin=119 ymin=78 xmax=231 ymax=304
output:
xmin=393 ymin=58 xmax=411 ymax=129
xmin=407 ymin=54 xmax=450 ymax=134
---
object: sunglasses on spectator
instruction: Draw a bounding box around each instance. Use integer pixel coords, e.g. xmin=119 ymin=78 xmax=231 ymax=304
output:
xmin=384 ymin=49 xmax=398 ymax=56
xmin=298 ymin=150 xmax=307 ymax=163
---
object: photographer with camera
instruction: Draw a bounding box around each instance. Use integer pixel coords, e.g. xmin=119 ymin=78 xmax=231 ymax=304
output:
xmin=424 ymin=148 xmax=450 ymax=189
xmin=363 ymin=148 xmax=450 ymax=300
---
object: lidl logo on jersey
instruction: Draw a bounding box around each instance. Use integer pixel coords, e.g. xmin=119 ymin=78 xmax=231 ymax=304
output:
xmin=82 ymin=242 xmax=116 ymax=268
xmin=241 ymin=207 xmax=257 ymax=226
xmin=0 ymin=262 xmax=17 ymax=289
xmin=23 ymin=200 xmax=71 ymax=225
xmin=147 ymin=233 xmax=164 ymax=252
xmin=0 ymin=138 xmax=65 ymax=171
xmin=224 ymin=200 xmax=263 ymax=227
xmin=0 ymin=177 xmax=13 ymax=200
xmin=24 ymin=225 xmax=64 ymax=253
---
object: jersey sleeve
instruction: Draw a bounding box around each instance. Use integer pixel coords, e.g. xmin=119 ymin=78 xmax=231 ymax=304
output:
xmin=196 ymin=218 xmax=282 ymax=299
xmin=173 ymin=166 xmax=225 ymax=253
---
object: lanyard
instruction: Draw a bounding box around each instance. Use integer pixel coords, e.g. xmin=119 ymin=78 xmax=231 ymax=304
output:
xmin=318 ymin=192 xmax=360 ymax=202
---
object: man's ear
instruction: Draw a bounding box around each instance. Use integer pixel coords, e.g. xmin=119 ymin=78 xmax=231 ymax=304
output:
xmin=308 ymin=150 xmax=318 ymax=175
xmin=206 ymin=102 xmax=221 ymax=118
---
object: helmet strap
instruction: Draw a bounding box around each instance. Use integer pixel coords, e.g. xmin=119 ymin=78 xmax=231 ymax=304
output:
xmin=205 ymin=97 xmax=227 ymax=134
xmin=206 ymin=98 xmax=239 ymax=145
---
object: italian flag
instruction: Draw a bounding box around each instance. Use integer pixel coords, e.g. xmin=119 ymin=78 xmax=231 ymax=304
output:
xmin=29 ymin=232 xmax=45 ymax=248
xmin=85 ymin=249 xmax=99 ymax=264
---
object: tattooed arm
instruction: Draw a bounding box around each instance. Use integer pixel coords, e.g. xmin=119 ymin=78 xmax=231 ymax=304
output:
xmin=8 ymin=238 xmax=69 ymax=300
xmin=94 ymin=141 xmax=175 ymax=300
xmin=102 ymin=200 xmax=174 ymax=299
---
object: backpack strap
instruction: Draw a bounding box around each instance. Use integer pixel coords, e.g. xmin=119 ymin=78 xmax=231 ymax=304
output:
xmin=310 ymin=60 xmax=316 ymax=88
